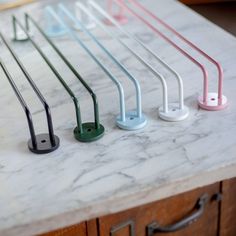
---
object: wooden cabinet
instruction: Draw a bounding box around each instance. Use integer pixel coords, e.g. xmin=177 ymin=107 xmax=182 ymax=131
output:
xmin=39 ymin=222 xmax=87 ymax=236
xmin=220 ymin=177 xmax=236 ymax=236
xmin=39 ymin=178 xmax=236 ymax=236
xmin=98 ymin=183 xmax=220 ymax=236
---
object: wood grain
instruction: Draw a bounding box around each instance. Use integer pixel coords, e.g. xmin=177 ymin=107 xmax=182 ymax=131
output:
xmin=220 ymin=177 xmax=236 ymax=236
xmin=38 ymin=222 xmax=87 ymax=236
xmin=98 ymin=183 xmax=220 ymax=236
xmin=87 ymin=219 xmax=98 ymax=236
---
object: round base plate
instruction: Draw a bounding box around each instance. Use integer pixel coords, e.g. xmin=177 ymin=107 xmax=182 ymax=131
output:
xmin=73 ymin=22 xmax=96 ymax=31
xmin=116 ymin=111 xmax=147 ymax=130
xmin=46 ymin=26 xmax=68 ymax=38
xmin=198 ymin=93 xmax=228 ymax=111
xmin=104 ymin=14 xmax=128 ymax=25
xmin=12 ymin=30 xmax=33 ymax=42
xmin=159 ymin=103 xmax=189 ymax=122
xmin=28 ymin=133 xmax=60 ymax=154
xmin=74 ymin=122 xmax=105 ymax=142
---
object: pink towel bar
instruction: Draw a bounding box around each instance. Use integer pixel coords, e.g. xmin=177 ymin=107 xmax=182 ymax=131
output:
xmin=111 ymin=0 xmax=228 ymax=111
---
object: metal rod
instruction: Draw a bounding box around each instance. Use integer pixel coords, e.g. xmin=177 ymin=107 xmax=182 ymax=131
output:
xmin=130 ymin=0 xmax=224 ymax=105
xmin=107 ymin=0 xmax=128 ymax=24
xmin=112 ymin=0 xmax=208 ymax=101
xmin=58 ymin=3 xmax=143 ymax=119
xmin=12 ymin=16 xmax=83 ymax=134
xmin=12 ymin=14 xmax=105 ymax=141
xmin=111 ymin=0 xmax=228 ymax=111
xmin=89 ymin=0 xmax=184 ymax=111
xmin=78 ymin=2 xmax=169 ymax=114
xmin=0 ymin=32 xmax=59 ymax=154
xmin=0 ymin=59 xmax=37 ymax=149
xmin=44 ymin=6 xmax=69 ymax=38
xmin=0 ymin=31 xmax=56 ymax=146
xmin=73 ymin=0 xmax=96 ymax=30
xmin=14 ymin=14 xmax=101 ymax=130
xmin=45 ymin=6 xmax=126 ymax=123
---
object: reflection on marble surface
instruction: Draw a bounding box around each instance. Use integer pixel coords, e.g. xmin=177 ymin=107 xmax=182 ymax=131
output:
xmin=0 ymin=0 xmax=236 ymax=235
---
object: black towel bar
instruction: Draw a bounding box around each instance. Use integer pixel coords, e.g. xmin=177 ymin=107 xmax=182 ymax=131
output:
xmin=0 ymin=32 xmax=60 ymax=154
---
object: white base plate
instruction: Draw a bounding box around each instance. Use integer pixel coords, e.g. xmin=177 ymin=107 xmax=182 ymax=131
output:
xmin=159 ymin=103 xmax=189 ymax=122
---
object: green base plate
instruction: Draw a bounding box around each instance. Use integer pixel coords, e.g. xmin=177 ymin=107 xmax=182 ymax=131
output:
xmin=74 ymin=122 xmax=105 ymax=142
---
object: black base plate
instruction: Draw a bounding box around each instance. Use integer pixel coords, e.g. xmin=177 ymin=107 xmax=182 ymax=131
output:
xmin=28 ymin=133 xmax=60 ymax=154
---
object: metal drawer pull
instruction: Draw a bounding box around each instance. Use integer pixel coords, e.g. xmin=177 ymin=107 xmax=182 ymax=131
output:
xmin=45 ymin=6 xmax=127 ymax=130
xmin=58 ymin=3 xmax=147 ymax=131
xmin=0 ymin=32 xmax=59 ymax=154
xmin=112 ymin=0 xmax=228 ymax=111
xmin=13 ymin=14 xmax=105 ymax=142
xmin=88 ymin=0 xmax=189 ymax=122
xmin=147 ymin=194 xmax=209 ymax=235
xmin=110 ymin=220 xmax=135 ymax=236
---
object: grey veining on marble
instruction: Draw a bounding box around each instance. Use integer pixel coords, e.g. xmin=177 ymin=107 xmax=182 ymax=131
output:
xmin=0 ymin=0 xmax=236 ymax=235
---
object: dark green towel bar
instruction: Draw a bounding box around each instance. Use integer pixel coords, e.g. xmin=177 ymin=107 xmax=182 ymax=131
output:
xmin=12 ymin=14 xmax=105 ymax=142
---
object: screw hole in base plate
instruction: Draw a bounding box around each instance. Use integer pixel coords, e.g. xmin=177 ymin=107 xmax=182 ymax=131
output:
xmin=28 ymin=133 xmax=60 ymax=154
xmin=116 ymin=111 xmax=147 ymax=130
xmin=74 ymin=122 xmax=105 ymax=142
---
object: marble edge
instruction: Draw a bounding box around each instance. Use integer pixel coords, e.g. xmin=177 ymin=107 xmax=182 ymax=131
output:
xmin=1 ymin=163 xmax=236 ymax=236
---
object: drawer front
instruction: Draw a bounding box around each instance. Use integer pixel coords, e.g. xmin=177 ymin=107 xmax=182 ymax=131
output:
xmin=220 ymin=177 xmax=236 ymax=236
xmin=98 ymin=183 xmax=220 ymax=236
xmin=39 ymin=222 xmax=86 ymax=236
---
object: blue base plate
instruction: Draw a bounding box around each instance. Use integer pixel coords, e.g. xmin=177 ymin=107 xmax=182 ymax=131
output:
xmin=116 ymin=111 xmax=147 ymax=130
xmin=46 ymin=26 xmax=68 ymax=37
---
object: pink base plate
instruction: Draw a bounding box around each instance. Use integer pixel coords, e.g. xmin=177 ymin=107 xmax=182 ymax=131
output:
xmin=198 ymin=93 xmax=228 ymax=111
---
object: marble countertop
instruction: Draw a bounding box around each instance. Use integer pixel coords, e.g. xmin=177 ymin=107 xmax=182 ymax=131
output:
xmin=0 ymin=0 xmax=236 ymax=235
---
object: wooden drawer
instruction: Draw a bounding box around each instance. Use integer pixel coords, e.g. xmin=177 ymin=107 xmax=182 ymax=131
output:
xmin=220 ymin=177 xmax=236 ymax=236
xmin=39 ymin=222 xmax=87 ymax=236
xmin=98 ymin=183 xmax=220 ymax=236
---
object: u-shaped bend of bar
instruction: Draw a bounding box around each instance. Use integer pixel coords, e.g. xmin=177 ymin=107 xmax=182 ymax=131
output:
xmin=58 ymin=3 xmax=147 ymax=130
xmin=0 ymin=33 xmax=59 ymax=154
xmin=44 ymin=6 xmax=127 ymax=129
xmin=130 ymin=0 xmax=226 ymax=110
xmin=87 ymin=1 xmax=189 ymax=122
xmin=12 ymin=15 xmax=104 ymax=142
xmin=113 ymin=0 xmax=228 ymax=111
